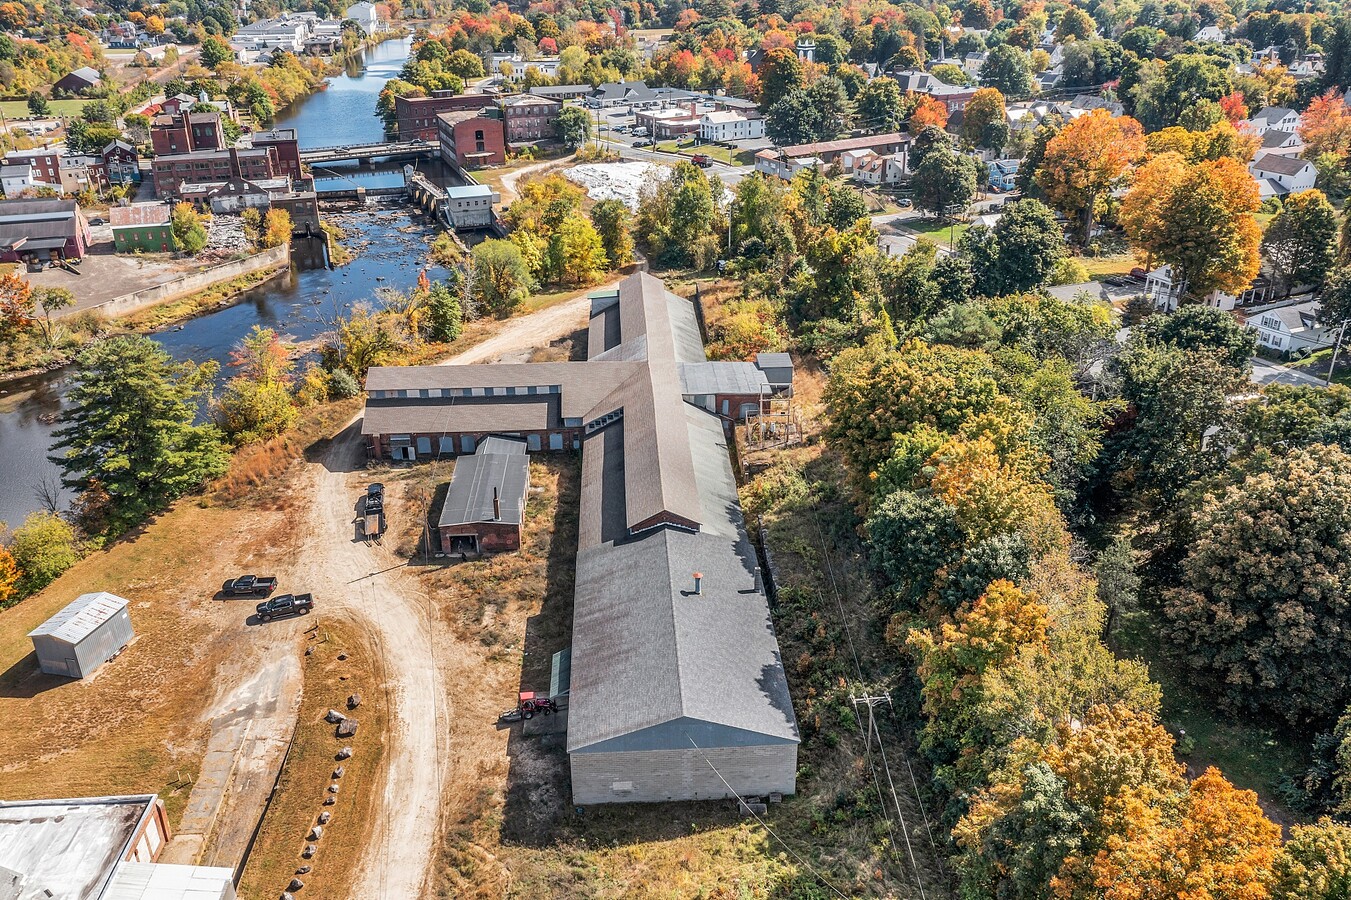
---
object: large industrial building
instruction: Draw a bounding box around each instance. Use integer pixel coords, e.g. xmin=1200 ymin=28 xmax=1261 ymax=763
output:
xmin=0 ymin=794 xmax=235 ymax=900
xmin=361 ymin=272 xmax=799 ymax=804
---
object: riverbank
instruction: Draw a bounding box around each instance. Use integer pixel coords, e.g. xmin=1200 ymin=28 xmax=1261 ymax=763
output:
xmin=0 ymin=258 xmax=291 ymax=383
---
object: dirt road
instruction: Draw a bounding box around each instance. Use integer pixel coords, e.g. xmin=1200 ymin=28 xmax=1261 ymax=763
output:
xmin=497 ymin=155 xmax=575 ymax=204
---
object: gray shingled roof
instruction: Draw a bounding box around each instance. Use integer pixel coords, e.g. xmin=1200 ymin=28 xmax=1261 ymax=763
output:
xmin=439 ymin=448 xmax=530 ymax=527
xmin=1253 ymin=153 xmax=1312 ymax=176
xmin=568 ymin=403 xmax=797 ymax=753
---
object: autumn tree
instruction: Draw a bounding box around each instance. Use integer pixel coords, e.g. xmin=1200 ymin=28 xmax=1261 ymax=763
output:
xmin=960 ymin=87 xmax=1008 ymax=152
xmin=1160 ymin=444 xmax=1351 ymax=725
xmin=8 ymin=511 xmax=80 ymax=596
xmin=261 ymin=208 xmax=292 ymax=248
xmin=1119 ymin=151 xmax=1187 ymax=270
xmin=1122 ymin=156 xmax=1260 ymax=299
xmin=758 ymin=46 xmax=804 ymax=108
xmin=1055 ymin=6 xmax=1096 ymax=41
xmin=908 ymin=93 xmax=949 ymax=131
xmin=216 ymin=326 xmax=297 ymax=445
xmin=1036 ymin=109 xmax=1144 ymax=245
xmin=469 ymin=238 xmax=536 ymax=317
xmin=1300 ymin=89 xmax=1351 ymax=160
xmin=548 ymin=213 xmax=607 ymax=285
xmin=0 ymin=546 xmax=18 ymax=608
xmin=0 ymin=271 xmax=35 ymax=343
xmin=1262 ymin=189 xmax=1338 ymax=294
xmin=1086 ymin=768 xmax=1280 ymax=900
xmin=171 ymin=203 xmax=208 ymax=254
xmin=589 ymin=199 xmax=632 ymax=268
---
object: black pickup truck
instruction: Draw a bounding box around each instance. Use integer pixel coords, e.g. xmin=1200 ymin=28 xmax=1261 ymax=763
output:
xmin=256 ymin=593 xmax=314 ymax=622
xmin=222 ymin=575 xmax=279 ymax=597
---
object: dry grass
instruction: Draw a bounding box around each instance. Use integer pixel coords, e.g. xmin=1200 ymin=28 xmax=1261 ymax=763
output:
xmin=212 ymin=398 xmax=364 ymax=507
xmin=0 ymin=501 xmax=297 ymax=825
xmin=236 ymin=619 xmax=389 ymax=900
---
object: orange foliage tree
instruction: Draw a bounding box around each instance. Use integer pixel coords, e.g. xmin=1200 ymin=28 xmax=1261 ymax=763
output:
xmin=1035 ymin=109 xmax=1145 ymax=245
xmin=0 ymin=546 xmax=19 ymax=608
xmin=909 ymin=93 xmax=949 ymax=131
xmin=1300 ymin=89 xmax=1351 ymax=159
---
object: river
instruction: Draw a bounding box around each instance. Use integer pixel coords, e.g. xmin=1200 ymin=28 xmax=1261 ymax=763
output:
xmin=0 ymin=37 xmax=443 ymax=529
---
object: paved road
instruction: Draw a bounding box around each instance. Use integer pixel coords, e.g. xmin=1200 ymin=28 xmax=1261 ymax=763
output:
xmin=1250 ymin=356 xmax=1330 ymax=388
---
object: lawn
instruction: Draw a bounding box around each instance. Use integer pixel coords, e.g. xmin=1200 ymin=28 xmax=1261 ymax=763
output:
xmin=0 ymin=99 xmax=90 ymax=120
xmin=1080 ymin=253 xmax=1138 ymax=279
xmin=652 ymin=140 xmax=756 ymax=166
xmin=904 ymin=217 xmax=970 ymax=247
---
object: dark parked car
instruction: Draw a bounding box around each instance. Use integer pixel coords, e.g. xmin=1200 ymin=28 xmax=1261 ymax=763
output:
xmin=256 ymin=593 xmax=314 ymax=622
xmin=222 ymin=574 xmax=278 ymax=597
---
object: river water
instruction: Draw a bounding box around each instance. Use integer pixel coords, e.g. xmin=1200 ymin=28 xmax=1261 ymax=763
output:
xmin=0 ymin=37 xmax=444 ymax=528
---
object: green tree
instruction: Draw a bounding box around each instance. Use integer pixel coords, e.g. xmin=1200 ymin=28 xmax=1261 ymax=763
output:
xmin=855 ymin=76 xmax=905 ymax=132
xmin=171 ymin=203 xmax=207 ymax=254
xmin=990 ymin=199 xmax=1065 ymax=293
xmin=50 ymin=336 xmax=227 ymax=532
xmin=913 ymin=146 xmax=980 ymax=219
xmin=634 ymin=161 xmax=719 ymax=267
xmin=1262 ymin=189 xmax=1338 ymax=294
xmin=557 ymin=105 xmax=592 ymax=149
xmin=216 ymin=326 xmax=297 ymax=445
xmin=1135 ymin=306 xmax=1256 ymax=370
xmin=1272 ymin=820 xmax=1351 ymax=899
xmin=200 ymin=34 xmax=233 ymax=68
xmin=959 ymin=87 xmax=1008 ymax=152
xmin=445 ymin=48 xmax=486 ymax=79
xmin=1016 ymin=114 xmax=1063 ymax=198
xmin=981 ymin=44 xmax=1034 ymax=97
xmin=7 ymin=512 xmax=80 ymax=596
xmin=425 ymin=278 xmax=464 ymax=342
xmin=26 ymin=91 xmax=48 ymax=117
xmin=765 ymin=88 xmax=826 ymax=146
xmin=469 ymin=238 xmax=536 ymax=316
xmin=589 ymin=199 xmax=633 ymax=267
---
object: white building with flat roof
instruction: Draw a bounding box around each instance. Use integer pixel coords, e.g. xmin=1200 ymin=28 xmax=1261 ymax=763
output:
xmin=445 ymin=183 xmax=498 ymax=228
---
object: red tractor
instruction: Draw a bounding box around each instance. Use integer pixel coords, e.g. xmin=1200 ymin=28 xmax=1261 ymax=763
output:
xmin=499 ymin=691 xmax=558 ymax=722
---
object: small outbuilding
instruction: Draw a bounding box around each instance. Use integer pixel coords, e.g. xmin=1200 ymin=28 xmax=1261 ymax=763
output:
xmin=438 ymin=436 xmax=530 ymax=554
xmin=28 ymin=592 xmax=134 ymax=679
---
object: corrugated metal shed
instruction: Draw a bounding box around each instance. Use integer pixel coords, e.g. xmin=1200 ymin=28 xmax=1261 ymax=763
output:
xmin=28 ymin=592 xmax=128 ymax=643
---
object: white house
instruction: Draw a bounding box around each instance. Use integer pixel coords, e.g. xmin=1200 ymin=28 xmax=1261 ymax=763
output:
xmin=697 ymin=110 xmax=764 ymax=142
xmin=1244 ymin=106 xmax=1300 ymax=136
xmin=838 ymin=148 xmax=876 ymax=173
xmin=230 ymin=16 xmax=306 ymax=51
xmin=1249 ymin=153 xmax=1317 ymax=198
xmin=1 ymin=163 xmax=38 ymax=197
xmin=1259 ymin=129 xmax=1304 ymax=157
xmin=1195 ymin=25 xmax=1226 ymax=43
xmin=344 ymin=1 xmax=382 ymax=33
xmin=1145 ymin=264 xmax=1273 ymax=312
xmin=1249 ymin=300 xmax=1337 ymax=354
xmin=852 ymin=153 xmax=907 ymax=186
xmin=754 ymin=150 xmax=821 ymax=180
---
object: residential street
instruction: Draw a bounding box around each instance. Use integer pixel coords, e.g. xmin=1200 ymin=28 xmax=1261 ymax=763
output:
xmin=1250 ymin=356 xmax=1330 ymax=387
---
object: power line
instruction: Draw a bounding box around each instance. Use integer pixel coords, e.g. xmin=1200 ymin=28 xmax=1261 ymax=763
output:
xmin=683 ymin=734 xmax=854 ymax=900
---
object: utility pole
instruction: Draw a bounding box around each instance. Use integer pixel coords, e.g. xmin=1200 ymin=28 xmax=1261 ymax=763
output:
xmin=1328 ymin=318 xmax=1349 ymax=387
xmin=852 ymin=692 xmax=927 ymax=900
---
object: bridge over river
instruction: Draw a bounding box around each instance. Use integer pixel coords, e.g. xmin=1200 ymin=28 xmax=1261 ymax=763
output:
xmin=299 ymin=140 xmax=438 ymax=166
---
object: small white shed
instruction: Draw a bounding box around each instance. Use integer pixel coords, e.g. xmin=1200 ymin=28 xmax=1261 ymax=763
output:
xmin=28 ymin=592 xmax=134 ymax=679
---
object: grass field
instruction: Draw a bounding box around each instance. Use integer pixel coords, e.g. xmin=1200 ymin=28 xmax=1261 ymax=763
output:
xmin=1080 ymin=253 xmax=1138 ymax=279
xmin=237 ymin=620 xmax=388 ymax=900
xmin=0 ymin=99 xmax=89 ymax=120
xmin=904 ymin=217 xmax=970 ymax=247
xmin=0 ymin=500 xmax=298 ymax=825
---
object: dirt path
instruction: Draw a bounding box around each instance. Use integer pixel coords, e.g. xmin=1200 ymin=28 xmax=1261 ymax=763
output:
xmin=497 ymin=155 xmax=575 ymax=205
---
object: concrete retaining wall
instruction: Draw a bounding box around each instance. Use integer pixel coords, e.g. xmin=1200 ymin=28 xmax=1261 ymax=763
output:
xmin=87 ymin=243 xmax=291 ymax=319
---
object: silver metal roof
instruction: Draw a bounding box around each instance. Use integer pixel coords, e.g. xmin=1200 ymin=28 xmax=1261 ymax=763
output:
xmin=0 ymin=795 xmax=155 ymax=900
xmin=28 ymin=592 xmax=129 ymax=645
xmin=438 ymin=450 xmax=530 ymax=527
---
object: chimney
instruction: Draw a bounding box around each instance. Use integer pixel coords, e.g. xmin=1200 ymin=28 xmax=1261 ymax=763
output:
xmin=228 ymin=146 xmax=242 ymax=178
xmin=493 ymin=486 xmax=501 ymax=521
xmin=754 ymin=566 xmax=762 ymax=592
xmin=693 ymin=572 xmax=703 ymax=595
